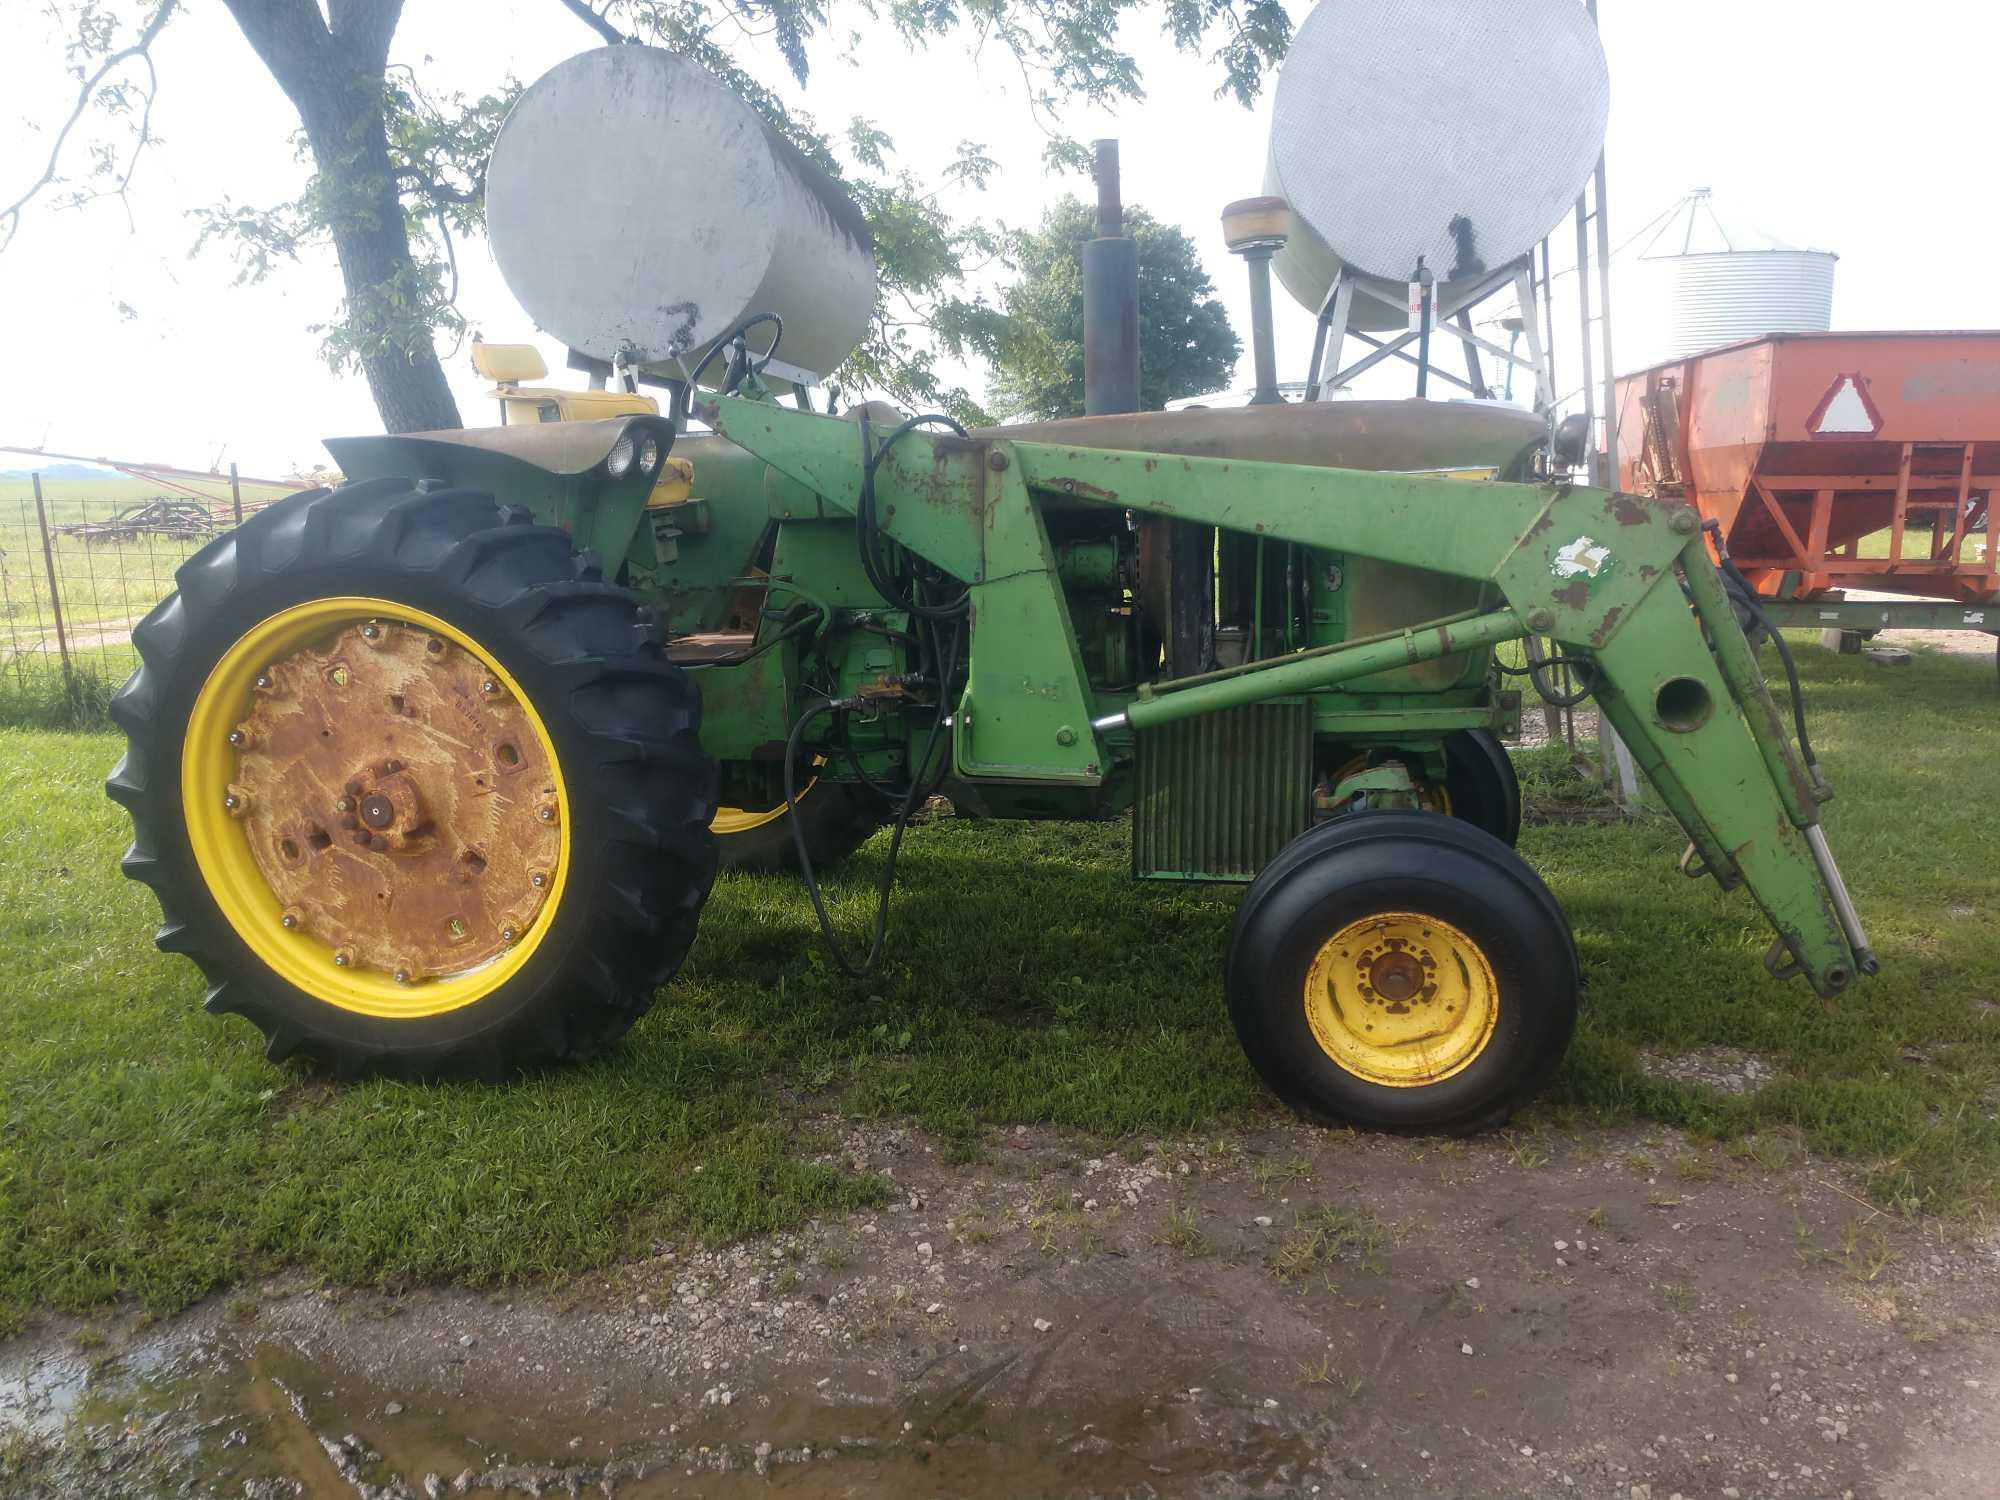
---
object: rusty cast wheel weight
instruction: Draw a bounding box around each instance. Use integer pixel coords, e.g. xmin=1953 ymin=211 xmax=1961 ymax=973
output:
xmin=223 ymin=619 xmax=560 ymax=986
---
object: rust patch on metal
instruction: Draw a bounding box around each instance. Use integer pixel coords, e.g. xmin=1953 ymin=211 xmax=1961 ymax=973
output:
xmin=232 ymin=621 xmax=558 ymax=983
xmin=1553 ymin=580 xmax=1591 ymax=611
xmin=1607 ymin=492 xmax=1652 ymax=527
xmin=1592 ymin=605 xmax=1625 ymax=646
xmin=1046 ymin=476 xmax=1121 ymax=505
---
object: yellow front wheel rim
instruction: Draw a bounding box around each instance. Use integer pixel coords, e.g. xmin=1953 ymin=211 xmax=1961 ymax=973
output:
xmin=1303 ymin=912 xmax=1499 ymax=1087
xmin=182 ymin=597 xmax=571 ymax=1019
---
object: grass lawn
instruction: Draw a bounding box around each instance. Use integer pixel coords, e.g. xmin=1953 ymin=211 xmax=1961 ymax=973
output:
xmin=1 ymin=639 xmax=1997 ymax=1334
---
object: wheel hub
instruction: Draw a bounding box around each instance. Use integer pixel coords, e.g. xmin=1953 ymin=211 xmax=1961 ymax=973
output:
xmin=1303 ymin=912 xmax=1499 ymax=1087
xmin=223 ymin=617 xmax=559 ymax=986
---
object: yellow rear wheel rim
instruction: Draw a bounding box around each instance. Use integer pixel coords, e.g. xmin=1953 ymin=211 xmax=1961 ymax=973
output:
xmin=711 ymin=773 xmax=814 ymax=836
xmin=1303 ymin=912 xmax=1499 ymax=1087
xmin=182 ymin=597 xmax=570 ymax=1019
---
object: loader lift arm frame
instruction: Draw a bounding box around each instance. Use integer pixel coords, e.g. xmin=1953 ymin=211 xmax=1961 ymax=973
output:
xmin=705 ymin=392 xmax=1869 ymax=1000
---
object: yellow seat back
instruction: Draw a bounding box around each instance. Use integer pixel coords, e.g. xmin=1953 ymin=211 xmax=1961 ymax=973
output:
xmin=471 ymin=342 xmax=549 ymax=384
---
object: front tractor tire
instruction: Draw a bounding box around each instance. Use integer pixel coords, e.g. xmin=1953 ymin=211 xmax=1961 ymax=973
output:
xmin=106 ymin=479 xmax=718 ymax=1081
xmin=1226 ymin=812 xmax=1578 ymax=1133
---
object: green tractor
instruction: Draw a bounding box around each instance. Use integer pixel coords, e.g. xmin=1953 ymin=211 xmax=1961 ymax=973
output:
xmin=106 ymin=48 xmax=1872 ymax=1133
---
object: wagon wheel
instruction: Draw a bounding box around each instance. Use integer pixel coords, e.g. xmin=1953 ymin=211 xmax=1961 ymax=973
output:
xmin=107 ymin=479 xmax=717 ymax=1079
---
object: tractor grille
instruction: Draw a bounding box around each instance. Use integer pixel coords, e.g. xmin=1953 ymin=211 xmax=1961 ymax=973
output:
xmin=1131 ymin=699 xmax=1314 ymax=882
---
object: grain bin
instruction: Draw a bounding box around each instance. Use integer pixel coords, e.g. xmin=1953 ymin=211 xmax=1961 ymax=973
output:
xmin=1629 ymin=190 xmax=1836 ymax=363
xmin=1266 ymin=0 xmax=1610 ymax=328
xmin=485 ymin=47 xmax=877 ymax=384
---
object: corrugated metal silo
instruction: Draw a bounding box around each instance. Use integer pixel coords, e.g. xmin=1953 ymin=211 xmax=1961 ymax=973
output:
xmin=1631 ymin=190 xmax=1836 ymax=362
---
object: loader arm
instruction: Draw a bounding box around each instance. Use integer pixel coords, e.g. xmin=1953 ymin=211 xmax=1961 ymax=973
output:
xmin=705 ymin=393 xmax=1869 ymax=999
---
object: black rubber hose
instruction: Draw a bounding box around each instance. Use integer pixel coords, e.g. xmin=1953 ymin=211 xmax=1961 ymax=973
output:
xmin=854 ymin=413 xmax=973 ymax=620
xmin=783 ymin=622 xmax=963 ymax=978
xmin=681 ymin=604 xmax=824 ymax=672
xmin=1502 ymin=636 xmax=1601 ymax=707
xmin=1705 ymin=530 xmax=1820 ymax=776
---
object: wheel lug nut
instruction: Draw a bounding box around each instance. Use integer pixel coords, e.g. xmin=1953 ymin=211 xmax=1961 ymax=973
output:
xmin=481 ymin=678 xmax=502 ymax=697
xmin=361 ymin=623 xmax=381 ymax=641
xmin=228 ymin=729 xmax=247 ymax=747
xmin=538 ymin=805 xmax=556 ymax=823
xmin=501 ymin=926 xmax=518 ymax=944
xmin=531 ymin=872 xmax=547 ymax=889
xmin=394 ymin=968 xmax=412 ymax=985
xmin=255 ymin=673 xmax=272 ymax=690
xmin=333 ymin=948 xmax=353 ymax=967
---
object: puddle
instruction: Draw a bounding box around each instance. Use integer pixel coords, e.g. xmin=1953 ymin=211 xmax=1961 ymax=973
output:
xmin=1 ymin=1329 xmax=1315 ymax=1497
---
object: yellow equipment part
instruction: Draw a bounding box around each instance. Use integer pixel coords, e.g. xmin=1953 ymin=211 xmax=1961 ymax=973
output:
xmin=470 ymin=341 xmax=549 ymax=383
xmin=497 ymin=388 xmax=661 ymax=425
xmin=182 ymin=597 xmax=571 ymax=1019
xmin=1302 ymin=912 xmax=1499 ymax=1086
xmin=476 ymin=339 xmax=695 ymax=507
xmin=646 ymin=457 xmax=694 ymax=507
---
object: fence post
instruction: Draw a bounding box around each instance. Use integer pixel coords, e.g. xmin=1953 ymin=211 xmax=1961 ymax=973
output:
xmin=230 ymin=461 xmax=244 ymax=527
xmin=32 ymin=473 xmax=76 ymax=697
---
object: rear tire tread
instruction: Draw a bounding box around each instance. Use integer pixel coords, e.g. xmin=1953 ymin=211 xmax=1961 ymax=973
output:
xmin=108 ymin=479 xmax=718 ymax=1082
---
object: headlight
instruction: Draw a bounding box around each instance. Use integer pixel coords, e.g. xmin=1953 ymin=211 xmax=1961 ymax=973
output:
xmin=638 ymin=435 xmax=661 ymax=476
xmin=606 ymin=431 xmax=637 ymax=478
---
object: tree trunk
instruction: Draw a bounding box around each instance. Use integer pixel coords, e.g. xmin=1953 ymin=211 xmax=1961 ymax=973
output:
xmin=221 ymin=0 xmax=460 ymax=433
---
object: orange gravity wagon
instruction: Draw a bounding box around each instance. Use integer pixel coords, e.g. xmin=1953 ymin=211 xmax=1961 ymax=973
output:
xmin=1616 ymin=331 xmax=2000 ymax=648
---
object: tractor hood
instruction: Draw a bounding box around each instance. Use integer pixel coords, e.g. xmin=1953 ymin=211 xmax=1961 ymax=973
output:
xmin=980 ymin=400 xmax=1547 ymax=479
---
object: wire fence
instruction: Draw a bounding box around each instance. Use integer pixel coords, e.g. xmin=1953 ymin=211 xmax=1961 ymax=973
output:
xmin=0 ymin=470 xmax=287 ymax=728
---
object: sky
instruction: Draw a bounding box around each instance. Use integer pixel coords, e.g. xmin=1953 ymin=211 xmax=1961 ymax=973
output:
xmin=2 ymin=0 xmax=1996 ymax=477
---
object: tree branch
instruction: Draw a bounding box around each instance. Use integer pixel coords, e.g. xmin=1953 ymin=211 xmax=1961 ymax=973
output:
xmin=555 ymin=0 xmax=628 ymax=45
xmin=1 ymin=0 xmax=179 ymax=253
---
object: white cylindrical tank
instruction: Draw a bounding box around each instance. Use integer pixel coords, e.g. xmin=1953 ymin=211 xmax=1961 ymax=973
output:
xmin=1620 ymin=191 xmax=1836 ymax=365
xmin=486 ymin=47 xmax=876 ymax=383
xmin=1654 ymin=251 xmax=1837 ymax=358
xmin=1266 ymin=0 xmax=1610 ymax=328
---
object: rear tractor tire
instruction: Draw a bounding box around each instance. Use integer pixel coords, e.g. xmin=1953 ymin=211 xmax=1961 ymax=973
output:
xmin=106 ymin=479 xmax=718 ymax=1080
xmin=713 ymin=761 xmax=887 ymax=874
xmin=1225 ymin=811 xmax=1578 ymax=1133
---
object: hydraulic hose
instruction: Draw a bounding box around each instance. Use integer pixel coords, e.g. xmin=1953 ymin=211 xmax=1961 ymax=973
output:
xmin=1702 ymin=520 xmax=1821 ymax=780
xmin=783 ymin=621 xmax=963 ymax=978
xmin=854 ymin=413 xmax=972 ymax=620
